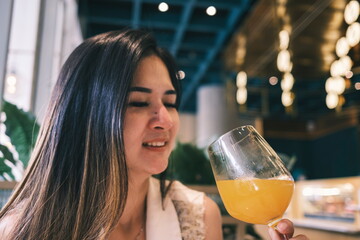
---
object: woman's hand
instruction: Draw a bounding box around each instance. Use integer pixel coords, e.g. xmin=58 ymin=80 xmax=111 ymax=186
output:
xmin=268 ymin=219 xmax=309 ymax=240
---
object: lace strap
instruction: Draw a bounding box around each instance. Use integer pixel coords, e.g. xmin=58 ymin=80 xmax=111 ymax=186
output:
xmin=172 ymin=199 xmax=205 ymax=240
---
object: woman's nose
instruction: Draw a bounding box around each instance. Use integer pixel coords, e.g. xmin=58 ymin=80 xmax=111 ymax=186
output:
xmin=149 ymin=105 xmax=174 ymax=130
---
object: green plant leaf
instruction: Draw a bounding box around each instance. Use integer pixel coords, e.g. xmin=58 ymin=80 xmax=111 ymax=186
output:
xmin=0 ymin=157 xmax=12 ymax=175
xmin=169 ymin=142 xmax=215 ymax=185
xmin=0 ymin=144 xmax=16 ymax=179
xmin=0 ymin=144 xmax=16 ymax=163
xmin=1 ymin=100 xmax=40 ymax=167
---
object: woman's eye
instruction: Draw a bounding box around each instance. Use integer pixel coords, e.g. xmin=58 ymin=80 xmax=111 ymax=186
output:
xmin=128 ymin=102 xmax=149 ymax=107
xmin=164 ymin=103 xmax=177 ymax=109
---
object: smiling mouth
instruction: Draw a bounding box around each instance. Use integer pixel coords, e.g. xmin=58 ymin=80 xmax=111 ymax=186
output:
xmin=142 ymin=142 xmax=167 ymax=147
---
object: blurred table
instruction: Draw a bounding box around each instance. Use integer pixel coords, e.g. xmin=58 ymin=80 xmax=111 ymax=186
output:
xmin=255 ymin=223 xmax=360 ymax=240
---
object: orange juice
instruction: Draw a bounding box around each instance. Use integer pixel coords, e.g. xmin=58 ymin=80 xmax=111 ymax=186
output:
xmin=216 ymin=178 xmax=294 ymax=225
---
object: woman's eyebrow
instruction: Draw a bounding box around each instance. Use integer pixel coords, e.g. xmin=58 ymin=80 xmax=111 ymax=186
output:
xmin=129 ymin=87 xmax=176 ymax=95
xmin=165 ymin=90 xmax=176 ymax=95
xmin=129 ymin=87 xmax=151 ymax=93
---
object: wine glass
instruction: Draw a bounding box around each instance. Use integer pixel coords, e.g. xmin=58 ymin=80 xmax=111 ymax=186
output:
xmin=207 ymin=125 xmax=294 ymax=238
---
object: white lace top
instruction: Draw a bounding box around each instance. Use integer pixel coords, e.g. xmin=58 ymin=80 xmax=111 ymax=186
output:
xmin=146 ymin=177 xmax=206 ymax=240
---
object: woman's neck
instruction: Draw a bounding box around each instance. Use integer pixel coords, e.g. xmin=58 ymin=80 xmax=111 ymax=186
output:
xmin=108 ymin=176 xmax=149 ymax=240
xmin=121 ymin=176 xmax=149 ymax=224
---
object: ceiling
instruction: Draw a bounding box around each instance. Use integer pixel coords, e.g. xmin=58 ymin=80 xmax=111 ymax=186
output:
xmin=224 ymin=0 xmax=360 ymax=119
xmin=77 ymin=0 xmax=255 ymax=113
xmin=77 ymin=0 xmax=360 ymax=119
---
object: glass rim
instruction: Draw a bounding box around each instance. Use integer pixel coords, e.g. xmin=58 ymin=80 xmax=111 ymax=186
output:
xmin=208 ymin=125 xmax=256 ymax=151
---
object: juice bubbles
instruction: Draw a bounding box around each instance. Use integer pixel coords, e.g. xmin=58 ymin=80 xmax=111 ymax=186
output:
xmin=216 ymin=178 xmax=294 ymax=225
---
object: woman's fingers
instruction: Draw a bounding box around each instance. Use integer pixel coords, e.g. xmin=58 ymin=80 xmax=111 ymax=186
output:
xmin=268 ymin=219 xmax=310 ymax=240
xmin=268 ymin=226 xmax=284 ymax=240
xmin=276 ymin=219 xmax=294 ymax=237
xmin=268 ymin=228 xmax=309 ymax=240
xmin=291 ymin=234 xmax=309 ymax=240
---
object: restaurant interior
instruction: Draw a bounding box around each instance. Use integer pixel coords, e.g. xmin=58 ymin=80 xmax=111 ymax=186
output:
xmin=0 ymin=0 xmax=360 ymax=239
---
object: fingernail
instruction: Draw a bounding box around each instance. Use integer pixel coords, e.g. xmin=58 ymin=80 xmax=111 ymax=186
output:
xmin=276 ymin=222 xmax=286 ymax=231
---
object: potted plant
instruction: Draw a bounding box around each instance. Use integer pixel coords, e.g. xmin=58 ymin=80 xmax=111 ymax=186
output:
xmin=168 ymin=142 xmax=215 ymax=185
xmin=0 ymin=100 xmax=39 ymax=181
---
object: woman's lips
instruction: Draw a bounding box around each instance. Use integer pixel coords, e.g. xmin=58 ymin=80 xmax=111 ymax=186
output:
xmin=142 ymin=141 xmax=166 ymax=147
xmin=142 ymin=139 xmax=169 ymax=152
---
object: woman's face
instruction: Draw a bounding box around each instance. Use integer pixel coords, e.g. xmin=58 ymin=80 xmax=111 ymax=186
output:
xmin=123 ymin=55 xmax=179 ymax=177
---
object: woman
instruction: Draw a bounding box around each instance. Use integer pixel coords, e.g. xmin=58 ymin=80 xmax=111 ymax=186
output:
xmin=0 ymin=29 xmax=308 ymax=240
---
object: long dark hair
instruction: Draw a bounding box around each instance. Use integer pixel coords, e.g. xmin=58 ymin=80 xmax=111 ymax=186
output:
xmin=0 ymin=29 xmax=181 ymax=240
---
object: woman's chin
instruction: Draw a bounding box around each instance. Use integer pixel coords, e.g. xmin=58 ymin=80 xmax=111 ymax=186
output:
xmin=130 ymin=159 xmax=169 ymax=176
xmin=148 ymin=161 xmax=169 ymax=175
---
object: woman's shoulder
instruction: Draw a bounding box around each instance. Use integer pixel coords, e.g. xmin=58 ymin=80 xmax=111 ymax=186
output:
xmin=203 ymin=195 xmax=223 ymax=239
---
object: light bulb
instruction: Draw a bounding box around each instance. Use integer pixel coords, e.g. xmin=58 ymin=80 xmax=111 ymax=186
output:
xmin=206 ymin=6 xmax=216 ymax=16
xmin=269 ymin=76 xmax=278 ymax=85
xmin=325 ymin=77 xmax=336 ymax=93
xmin=281 ymin=91 xmax=294 ymax=107
xmin=177 ymin=70 xmax=185 ymax=80
xmin=335 ymin=37 xmax=350 ymax=57
xmin=158 ymin=2 xmax=169 ymax=12
xmin=346 ymin=22 xmax=360 ymax=47
xmin=6 ymin=74 xmax=17 ymax=85
xmin=281 ymin=72 xmax=294 ymax=91
xmin=277 ymin=50 xmax=291 ymax=72
xmin=236 ymin=71 xmax=247 ymax=87
xmin=339 ymin=56 xmax=353 ymax=74
xmin=326 ymin=93 xmax=339 ymax=109
xmin=279 ymin=30 xmax=290 ymax=50
xmin=344 ymin=0 xmax=359 ymax=24
xmin=330 ymin=60 xmax=341 ymax=77
xmin=333 ymin=76 xmax=346 ymax=95
xmin=236 ymin=87 xmax=247 ymax=105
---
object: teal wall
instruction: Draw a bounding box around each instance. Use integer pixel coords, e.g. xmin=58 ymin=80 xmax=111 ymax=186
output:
xmin=267 ymin=126 xmax=360 ymax=180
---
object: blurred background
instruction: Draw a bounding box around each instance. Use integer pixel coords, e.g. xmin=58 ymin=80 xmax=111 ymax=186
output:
xmin=1 ymin=0 xmax=359 ymax=180
xmin=0 ymin=0 xmax=360 ymax=239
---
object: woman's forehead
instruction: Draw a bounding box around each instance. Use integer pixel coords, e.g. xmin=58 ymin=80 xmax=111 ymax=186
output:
xmin=132 ymin=55 xmax=173 ymax=88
